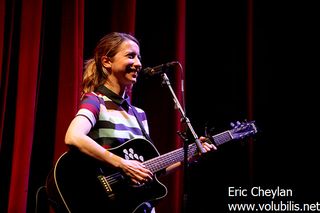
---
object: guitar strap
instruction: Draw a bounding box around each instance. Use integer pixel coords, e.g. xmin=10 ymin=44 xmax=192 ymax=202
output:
xmin=126 ymin=101 xmax=154 ymax=143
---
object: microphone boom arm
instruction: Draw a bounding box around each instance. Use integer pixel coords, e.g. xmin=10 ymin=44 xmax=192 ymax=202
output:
xmin=161 ymin=73 xmax=206 ymax=154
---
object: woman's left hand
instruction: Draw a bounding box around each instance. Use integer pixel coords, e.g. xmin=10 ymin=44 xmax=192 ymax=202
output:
xmin=199 ymin=136 xmax=217 ymax=152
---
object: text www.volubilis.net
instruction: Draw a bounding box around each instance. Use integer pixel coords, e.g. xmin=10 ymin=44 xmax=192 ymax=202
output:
xmin=228 ymin=201 xmax=320 ymax=212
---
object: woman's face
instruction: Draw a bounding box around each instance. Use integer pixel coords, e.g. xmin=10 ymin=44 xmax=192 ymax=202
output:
xmin=108 ymin=40 xmax=142 ymax=87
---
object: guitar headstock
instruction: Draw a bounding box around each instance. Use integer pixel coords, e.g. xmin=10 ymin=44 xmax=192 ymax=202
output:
xmin=229 ymin=120 xmax=258 ymax=140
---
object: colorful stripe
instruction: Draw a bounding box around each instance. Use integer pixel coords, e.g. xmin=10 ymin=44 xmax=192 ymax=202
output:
xmin=77 ymin=91 xmax=149 ymax=147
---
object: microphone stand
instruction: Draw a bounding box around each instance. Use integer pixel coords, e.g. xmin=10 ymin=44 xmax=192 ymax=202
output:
xmin=160 ymin=72 xmax=206 ymax=213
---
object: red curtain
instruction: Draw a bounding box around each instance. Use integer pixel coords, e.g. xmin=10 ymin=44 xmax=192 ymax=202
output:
xmin=53 ymin=0 xmax=84 ymax=162
xmin=8 ymin=0 xmax=44 ymax=211
xmin=171 ymin=1 xmax=186 ymax=212
xmin=0 ymin=0 xmax=84 ymax=212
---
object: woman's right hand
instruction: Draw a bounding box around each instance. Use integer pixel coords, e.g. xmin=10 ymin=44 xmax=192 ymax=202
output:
xmin=119 ymin=159 xmax=153 ymax=185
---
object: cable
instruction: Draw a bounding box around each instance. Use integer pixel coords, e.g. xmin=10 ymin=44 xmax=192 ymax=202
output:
xmin=35 ymin=185 xmax=47 ymax=213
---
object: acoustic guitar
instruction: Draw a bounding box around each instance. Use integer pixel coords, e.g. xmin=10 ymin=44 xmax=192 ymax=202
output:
xmin=46 ymin=121 xmax=257 ymax=212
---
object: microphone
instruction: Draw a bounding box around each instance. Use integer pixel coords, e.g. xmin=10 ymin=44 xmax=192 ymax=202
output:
xmin=142 ymin=61 xmax=179 ymax=76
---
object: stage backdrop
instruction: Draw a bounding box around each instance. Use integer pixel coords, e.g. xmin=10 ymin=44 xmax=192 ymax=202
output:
xmin=0 ymin=0 xmax=187 ymax=212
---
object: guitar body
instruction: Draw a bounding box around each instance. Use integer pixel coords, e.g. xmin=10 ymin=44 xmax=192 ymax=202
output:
xmin=46 ymin=138 xmax=168 ymax=213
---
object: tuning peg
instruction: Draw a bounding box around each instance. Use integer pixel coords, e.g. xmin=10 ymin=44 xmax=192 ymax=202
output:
xmin=231 ymin=121 xmax=241 ymax=128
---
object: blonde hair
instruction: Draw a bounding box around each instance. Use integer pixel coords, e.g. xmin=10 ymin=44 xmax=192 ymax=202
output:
xmin=81 ymin=32 xmax=140 ymax=98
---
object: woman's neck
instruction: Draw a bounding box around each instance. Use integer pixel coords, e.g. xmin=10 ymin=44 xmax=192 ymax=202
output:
xmin=104 ymin=81 xmax=125 ymax=97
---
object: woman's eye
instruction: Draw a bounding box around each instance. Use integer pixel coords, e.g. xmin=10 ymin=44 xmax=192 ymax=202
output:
xmin=127 ymin=54 xmax=134 ymax=59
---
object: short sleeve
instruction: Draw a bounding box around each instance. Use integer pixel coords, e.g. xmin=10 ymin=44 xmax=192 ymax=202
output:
xmin=76 ymin=93 xmax=102 ymax=127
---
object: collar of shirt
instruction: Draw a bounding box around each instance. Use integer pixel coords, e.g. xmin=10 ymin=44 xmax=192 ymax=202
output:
xmin=96 ymin=85 xmax=131 ymax=110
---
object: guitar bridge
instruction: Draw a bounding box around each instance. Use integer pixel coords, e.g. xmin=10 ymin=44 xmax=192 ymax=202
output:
xmin=97 ymin=175 xmax=115 ymax=200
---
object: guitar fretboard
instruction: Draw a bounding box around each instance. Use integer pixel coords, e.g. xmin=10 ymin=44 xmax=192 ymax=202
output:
xmin=143 ymin=130 xmax=232 ymax=173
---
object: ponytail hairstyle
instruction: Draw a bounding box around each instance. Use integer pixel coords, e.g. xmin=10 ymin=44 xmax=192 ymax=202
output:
xmin=81 ymin=32 xmax=140 ymax=98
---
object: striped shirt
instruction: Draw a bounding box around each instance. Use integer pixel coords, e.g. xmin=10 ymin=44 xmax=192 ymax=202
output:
xmin=76 ymin=85 xmax=149 ymax=148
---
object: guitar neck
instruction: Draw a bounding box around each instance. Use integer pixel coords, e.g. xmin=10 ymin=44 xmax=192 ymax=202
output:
xmin=143 ymin=130 xmax=233 ymax=174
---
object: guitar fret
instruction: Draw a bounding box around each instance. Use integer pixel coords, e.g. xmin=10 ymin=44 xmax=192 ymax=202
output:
xmin=144 ymin=122 xmax=256 ymax=173
xmin=144 ymin=143 xmax=198 ymax=173
xmin=213 ymin=131 xmax=232 ymax=146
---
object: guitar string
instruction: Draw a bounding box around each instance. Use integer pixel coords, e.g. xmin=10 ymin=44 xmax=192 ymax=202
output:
xmin=102 ymin=124 xmax=255 ymax=185
xmin=103 ymin=146 xmax=197 ymax=185
xmin=104 ymin=133 xmax=224 ymax=183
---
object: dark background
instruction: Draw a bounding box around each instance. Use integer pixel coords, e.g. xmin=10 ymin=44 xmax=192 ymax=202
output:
xmin=181 ymin=1 xmax=320 ymax=212
xmin=135 ymin=1 xmax=320 ymax=212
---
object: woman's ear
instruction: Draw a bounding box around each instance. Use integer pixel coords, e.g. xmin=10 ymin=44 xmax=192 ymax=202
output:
xmin=101 ymin=56 xmax=112 ymax=69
